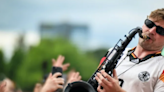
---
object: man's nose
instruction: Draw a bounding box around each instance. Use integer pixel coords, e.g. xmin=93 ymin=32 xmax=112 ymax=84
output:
xmin=149 ymin=26 xmax=157 ymax=35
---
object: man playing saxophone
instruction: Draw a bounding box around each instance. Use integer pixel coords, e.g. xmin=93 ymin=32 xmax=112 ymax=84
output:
xmin=95 ymin=8 xmax=164 ymax=92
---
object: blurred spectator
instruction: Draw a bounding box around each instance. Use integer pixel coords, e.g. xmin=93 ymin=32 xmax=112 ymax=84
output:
xmin=33 ymin=55 xmax=82 ymax=92
xmin=0 ymin=81 xmax=6 ymax=92
xmin=33 ymin=83 xmax=42 ymax=92
xmin=0 ymin=78 xmax=15 ymax=92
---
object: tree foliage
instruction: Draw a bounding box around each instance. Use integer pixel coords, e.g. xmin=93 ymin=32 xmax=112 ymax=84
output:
xmin=6 ymin=48 xmax=25 ymax=82
xmin=87 ymin=48 xmax=109 ymax=62
xmin=0 ymin=50 xmax=6 ymax=80
xmin=15 ymin=38 xmax=99 ymax=90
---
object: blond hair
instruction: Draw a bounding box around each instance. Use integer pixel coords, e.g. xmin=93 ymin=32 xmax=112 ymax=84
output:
xmin=149 ymin=8 xmax=164 ymax=21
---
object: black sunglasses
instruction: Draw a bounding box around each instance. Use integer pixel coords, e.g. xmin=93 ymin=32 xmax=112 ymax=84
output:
xmin=145 ymin=19 xmax=164 ymax=36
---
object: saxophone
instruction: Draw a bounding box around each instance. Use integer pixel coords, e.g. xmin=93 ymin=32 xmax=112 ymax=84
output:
xmin=64 ymin=27 xmax=149 ymax=92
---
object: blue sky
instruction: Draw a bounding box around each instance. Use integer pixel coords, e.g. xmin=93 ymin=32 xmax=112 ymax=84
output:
xmin=0 ymin=0 xmax=164 ymax=51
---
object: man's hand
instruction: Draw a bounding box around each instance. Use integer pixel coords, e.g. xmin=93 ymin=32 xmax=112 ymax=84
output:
xmin=66 ymin=70 xmax=82 ymax=84
xmin=52 ymin=55 xmax=70 ymax=71
xmin=41 ymin=73 xmax=64 ymax=92
xmin=33 ymin=83 xmax=42 ymax=92
xmin=95 ymin=69 xmax=126 ymax=92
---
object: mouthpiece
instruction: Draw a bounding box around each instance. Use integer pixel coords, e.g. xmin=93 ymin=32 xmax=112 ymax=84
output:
xmin=138 ymin=30 xmax=150 ymax=40
xmin=142 ymin=35 xmax=150 ymax=40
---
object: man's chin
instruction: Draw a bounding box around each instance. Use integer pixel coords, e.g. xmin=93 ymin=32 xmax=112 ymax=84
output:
xmin=140 ymin=43 xmax=154 ymax=51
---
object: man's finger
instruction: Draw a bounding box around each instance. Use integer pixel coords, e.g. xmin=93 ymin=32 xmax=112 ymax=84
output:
xmin=96 ymin=72 xmax=104 ymax=80
xmin=113 ymin=69 xmax=118 ymax=80
xmin=63 ymin=63 xmax=70 ymax=71
xmin=55 ymin=78 xmax=64 ymax=85
xmin=60 ymin=56 xmax=65 ymax=64
xmin=97 ymin=85 xmax=103 ymax=92
xmin=101 ymin=70 xmax=114 ymax=83
xmin=57 ymin=85 xmax=64 ymax=89
xmin=52 ymin=59 xmax=56 ymax=64
xmin=96 ymin=72 xmax=111 ymax=89
xmin=101 ymin=77 xmax=112 ymax=88
xmin=53 ymin=72 xmax=62 ymax=78
xmin=78 ymin=76 xmax=82 ymax=80
xmin=57 ymin=55 xmax=65 ymax=64
xmin=74 ymin=72 xmax=80 ymax=78
xmin=95 ymin=76 xmax=102 ymax=84
xmin=48 ymin=73 xmax=52 ymax=78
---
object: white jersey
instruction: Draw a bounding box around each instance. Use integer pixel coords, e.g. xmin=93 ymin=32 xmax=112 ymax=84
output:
xmin=114 ymin=48 xmax=164 ymax=92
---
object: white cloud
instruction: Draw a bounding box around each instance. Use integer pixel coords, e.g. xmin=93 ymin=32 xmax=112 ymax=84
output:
xmin=24 ymin=31 xmax=40 ymax=47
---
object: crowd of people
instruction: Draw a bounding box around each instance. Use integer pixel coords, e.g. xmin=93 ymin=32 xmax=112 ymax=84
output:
xmin=0 ymin=55 xmax=82 ymax=92
xmin=1 ymin=8 xmax=164 ymax=92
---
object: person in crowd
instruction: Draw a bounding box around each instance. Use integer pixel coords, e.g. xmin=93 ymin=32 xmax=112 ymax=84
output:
xmin=0 ymin=81 xmax=6 ymax=92
xmin=0 ymin=78 xmax=16 ymax=92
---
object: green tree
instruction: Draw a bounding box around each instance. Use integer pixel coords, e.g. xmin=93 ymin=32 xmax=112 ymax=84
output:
xmin=87 ymin=48 xmax=110 ymax=62
xmin=5 ymin=34 xmax=25 ymax=88
xmin=16 ymin=38 xmax=99 ymax=90
xmin=6 ymin=48 xmax=25 ymax=82
xmin=0 ymin=50 xmax=6 ymax=77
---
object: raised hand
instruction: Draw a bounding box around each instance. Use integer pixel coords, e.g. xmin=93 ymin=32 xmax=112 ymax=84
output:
xmin=41 ymin=73 xmax=64 ymax=92
xmin=66 ymin=70 xmax=82 ymax=84
xmin=52 ymin=55 xmax=70 ymax=71
xmin=33 ymin=83 xmax=42 ymax=92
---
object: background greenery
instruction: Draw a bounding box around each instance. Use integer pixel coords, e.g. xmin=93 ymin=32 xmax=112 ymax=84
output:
xmin=0 ymin=38 xmax=109 ymax=91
